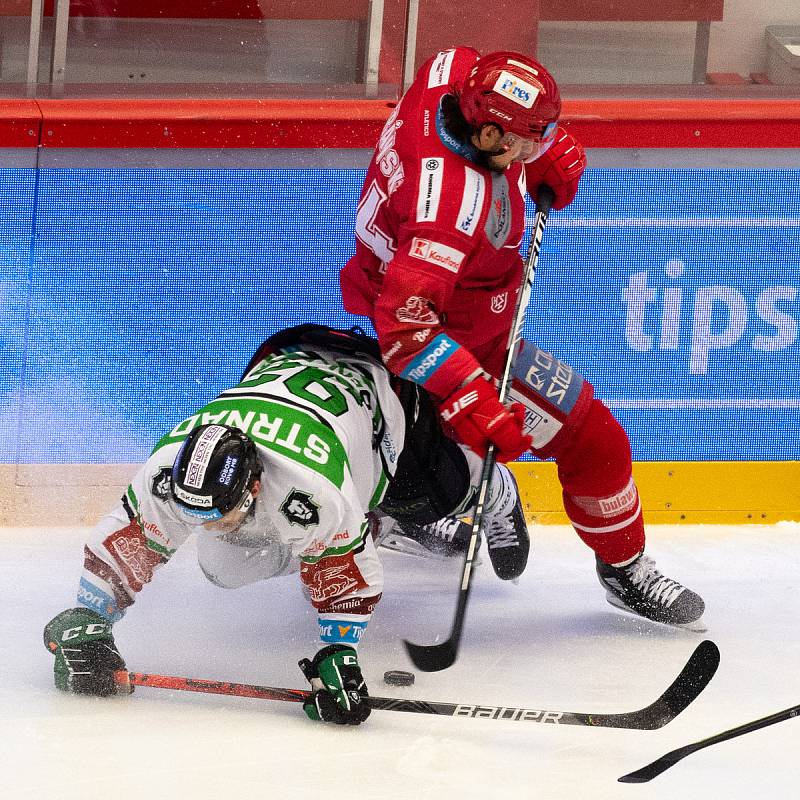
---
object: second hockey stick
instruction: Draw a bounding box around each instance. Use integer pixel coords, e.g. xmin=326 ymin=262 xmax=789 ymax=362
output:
xmin=403 ymin=184 xmax=555 ymax=673
xmin=618 ymin=699 xmax=800 ymax=782
xmin=114 ymin=639 xmax=719 ymax=729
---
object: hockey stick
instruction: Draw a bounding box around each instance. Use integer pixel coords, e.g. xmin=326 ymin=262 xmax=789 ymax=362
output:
xmin=403 ymin=184 xmax=555 ymax=672
xmin=618 ymin=699 xmax=800 ymax=782
xmin=113 ymin=639 xmax=718 ymax=729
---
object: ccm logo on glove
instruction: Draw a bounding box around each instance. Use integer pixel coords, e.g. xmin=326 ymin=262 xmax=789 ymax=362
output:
xmin=59 ymin=622 xmax=110 ymax=641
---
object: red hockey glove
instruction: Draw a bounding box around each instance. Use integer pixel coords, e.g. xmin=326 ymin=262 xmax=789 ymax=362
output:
xmin=440 ymin=376 xmax=532 ymax=462
xmin=525 ymin=126 xmax=586 ymax=210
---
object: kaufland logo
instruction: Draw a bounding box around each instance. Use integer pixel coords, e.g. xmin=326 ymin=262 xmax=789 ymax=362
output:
xmin=410 ymin=237 xmax=465 ymax=273
xmin=493 ymin=71 xmax=539 ymax=109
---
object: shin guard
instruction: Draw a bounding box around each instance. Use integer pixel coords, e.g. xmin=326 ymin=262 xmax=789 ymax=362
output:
xmin=557 ymin=400 xmax=645 ymax=565
xmin=505 ymin=340 xmax=646 ymax=564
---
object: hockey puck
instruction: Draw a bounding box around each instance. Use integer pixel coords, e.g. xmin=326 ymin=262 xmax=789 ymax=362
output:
xmin=383 ymin=670 xmax=415 ymax=687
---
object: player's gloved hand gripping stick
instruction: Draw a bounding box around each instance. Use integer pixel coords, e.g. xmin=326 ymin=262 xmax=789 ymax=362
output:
xmin=298 ymin=644 xmax=371 ymax=725
xmin=404 ymin=184 xmax=556 ymax=673
xmin=44 ymin=608 xmax=129 ymax=696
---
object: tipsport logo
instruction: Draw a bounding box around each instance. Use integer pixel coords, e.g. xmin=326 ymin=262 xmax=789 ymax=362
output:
xmin=622 ymin=259 xmax=797 ymax=375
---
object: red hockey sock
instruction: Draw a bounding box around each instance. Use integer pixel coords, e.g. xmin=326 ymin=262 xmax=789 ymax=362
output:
xmin=555 ymin=399 xmax=645 ymax=565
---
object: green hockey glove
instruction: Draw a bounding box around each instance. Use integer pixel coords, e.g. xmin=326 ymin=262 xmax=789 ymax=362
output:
xmin=298 ymin=644 xmax=370 ymax=725
xmin=43 ymin=608 xmax=128 ymax=696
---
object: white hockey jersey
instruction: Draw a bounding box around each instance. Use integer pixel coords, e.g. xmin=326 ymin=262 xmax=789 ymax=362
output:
xmin=76 ymin=346 xmax=406 ymax=648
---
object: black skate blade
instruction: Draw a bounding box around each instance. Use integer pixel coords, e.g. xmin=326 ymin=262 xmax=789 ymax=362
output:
xmin=403 ymin=638 xmax=457 ymax=672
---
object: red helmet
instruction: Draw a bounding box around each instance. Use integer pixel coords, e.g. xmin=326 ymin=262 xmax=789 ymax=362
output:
xmin=459 ymin=51 xmax=561 ymax=138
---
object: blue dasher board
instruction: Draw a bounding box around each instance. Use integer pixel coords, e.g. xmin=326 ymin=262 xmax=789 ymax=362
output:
xmin=0 ymin=165 xmax=797 ymax=463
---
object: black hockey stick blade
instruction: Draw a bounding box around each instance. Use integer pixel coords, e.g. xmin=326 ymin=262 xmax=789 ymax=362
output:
xmin=404 ymin=637 xmax=458 ymax=673
xmin=403 ymin=562 xmax=471 ymax=671
xmin=619 ymin=700 xmax=800 ymax=783
xmin=402 ymin=640 xmax=719 ymax=724
xmin=593 ymin=640 xmax=720 ymax=730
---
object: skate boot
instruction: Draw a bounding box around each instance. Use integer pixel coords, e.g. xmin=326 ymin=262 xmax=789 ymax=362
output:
xmin=596 ymin=551 xmax=706 ymax=631
xmin=481 ymin=463 xmax=530 ymax=581
xmin=377 ymin=514 xmax=472 ymax=559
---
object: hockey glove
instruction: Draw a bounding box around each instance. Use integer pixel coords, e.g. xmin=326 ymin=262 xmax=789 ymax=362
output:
xmin=440 ymin=376 xmax=532 ymax=462
xmin=524 ymin=126 xmax=586 ymax=210
xmin=299 ymin=644 xmax=371 ymax=725
xmin=43 ymin=608 xmax=128 ymax=696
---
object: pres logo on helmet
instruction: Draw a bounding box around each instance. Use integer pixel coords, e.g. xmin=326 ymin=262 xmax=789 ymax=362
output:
xmin=459 ymin=51 xmax=561 ymax=139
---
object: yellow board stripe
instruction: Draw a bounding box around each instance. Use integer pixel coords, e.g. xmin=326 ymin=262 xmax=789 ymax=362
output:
xmin=509 ymin=461 xmax=800 ymax=525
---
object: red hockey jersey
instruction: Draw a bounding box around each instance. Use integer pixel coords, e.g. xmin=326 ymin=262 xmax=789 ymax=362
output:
xmin=340 ymin=47 xmax=543 ymax=398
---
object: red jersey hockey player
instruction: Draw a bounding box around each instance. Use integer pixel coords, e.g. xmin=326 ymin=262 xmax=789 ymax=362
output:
xmin=341 ymin=47 xmax=705 ymax=629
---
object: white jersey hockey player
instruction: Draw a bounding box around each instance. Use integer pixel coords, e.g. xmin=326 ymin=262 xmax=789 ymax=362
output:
xmin=43 ymin=324 xmax=524 ymax=725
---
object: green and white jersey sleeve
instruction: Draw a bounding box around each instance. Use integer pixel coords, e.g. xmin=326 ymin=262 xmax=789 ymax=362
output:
xmin=76 ymin=442 xmax=195 ymax=622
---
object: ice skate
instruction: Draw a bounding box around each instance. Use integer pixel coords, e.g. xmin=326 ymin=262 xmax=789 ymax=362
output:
xmin=481 ymin=464 xmax=530 ymax=581
xmin=596 ymin=551 xmax=706 ymax=631
xmin=377 ymin=514 xmax=473 ymax=560
xmin=378 ymin=464 xmax=530 ymax=580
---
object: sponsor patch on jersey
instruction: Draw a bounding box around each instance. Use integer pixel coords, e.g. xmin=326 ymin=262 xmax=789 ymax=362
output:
xmin=319 ymin=618 xmax=368 ymax=645
xmin=382 ymin=340 xmax=402 ymax=361
xmin=427 ymin=49 xmax=455 ymax=88
xmin=319 ymin=595 xmax=380 ymax=616
xmin=506 ymin=386 xmax=563 ymax=450
xmin=416 ymin=157 xmax=443 ymax=222
xmin=77 ymin=577 xmax=124 ymax=622
xmin=280 ymin=488 xmax=320 ymax=528
xmin=400 ymin=334 xmax=459 ymax=383
xmin=409 ymin=237 xmax=465 ymax=273
xmin=456 ymin=167 xmax=486 ymax=236
xmin=83 ymin=549 xmax=134 ymax=611
xmin=103 ymin=522 xmax=165 ymax=593
xmin=300 ymin=551 xmax=369 ymax=606
xmin=484 ymin=173 xmax=512 ymax=249
xmin=413 ymin=327 xmax=431 ymax=343
xmin=512 ymin=343 xmax=585 ymax=414
xmin=571 ymin=477 xmax=639 ymax=520
xmin=493 ymin=70 xmax=540 ymax=109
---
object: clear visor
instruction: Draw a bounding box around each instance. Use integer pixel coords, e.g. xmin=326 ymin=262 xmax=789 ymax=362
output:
xmin=499 ymin=122 xmax=558 ymax=163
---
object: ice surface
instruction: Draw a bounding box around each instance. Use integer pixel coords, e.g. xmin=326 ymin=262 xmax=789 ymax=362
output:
xmin=3 ymin=523 xmax=799 ymax=800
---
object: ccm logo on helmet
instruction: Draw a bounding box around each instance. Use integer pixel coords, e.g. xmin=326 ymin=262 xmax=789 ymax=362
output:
xmin=493 ymin=70 xmax=540 ymax=109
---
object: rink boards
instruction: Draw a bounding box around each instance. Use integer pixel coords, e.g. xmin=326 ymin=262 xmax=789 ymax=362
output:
xmin=0 ymin=148 xmax=798 ymax=523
